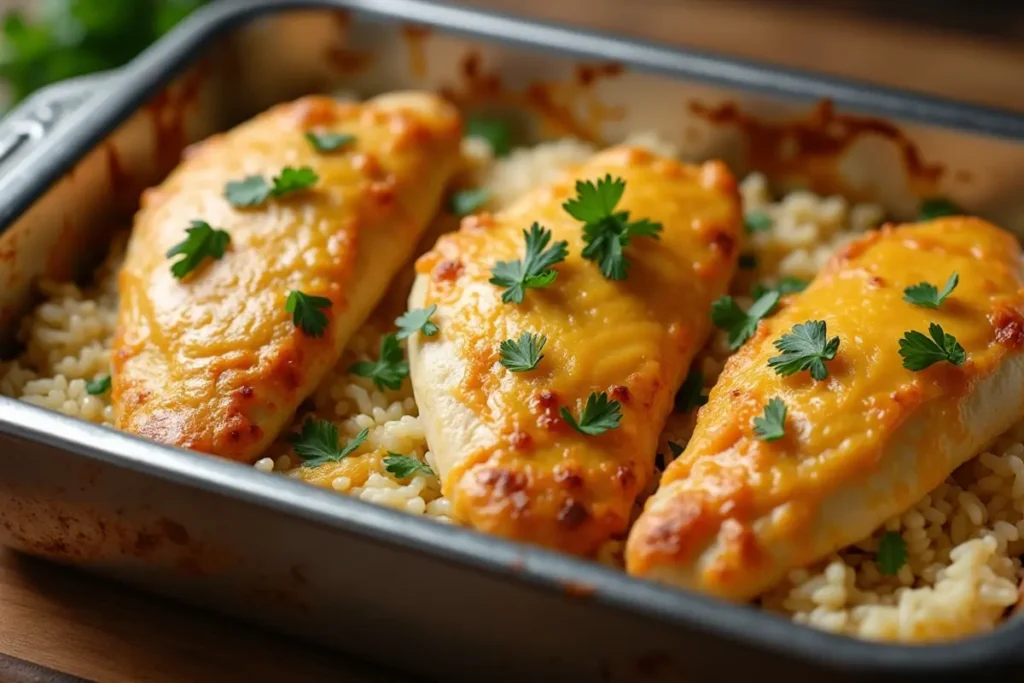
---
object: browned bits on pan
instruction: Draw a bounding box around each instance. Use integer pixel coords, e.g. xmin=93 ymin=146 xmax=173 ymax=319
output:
xmin=993 ymin=307 xmax=1024 ymax=349
xmin=432 ymin=259 xmax=463 ymax=282
xmin=557 ymin=498 xmax=589 ymax=528
xmin=575 ymin=62 xmax=623 ymax=86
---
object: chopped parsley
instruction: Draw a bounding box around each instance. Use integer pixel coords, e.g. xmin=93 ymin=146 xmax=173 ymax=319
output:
xmin=488 ymin=223 xmax=568 ymax=304
xmin=290 ymin=419 xmax=369 ymax=468
xmin=903 ymin=272 xmax=958 ymax=309
xmin=166 ymin=220 xmax=230 ymax=279
xmin=918 ymin=197 xmax=961 ymax=221
xmin=384 ymin=453 xmax=435 ymax=479
xmin=563 ymin=174 xmax=662 ymax=281
xmin=349 ymin=334 xmax=409 ymax=390
xmin=305 ymin=131 xmax=355 ymax=153
xmin=465 ymin=116 xmax=512 ymax=157
xmin=285 ymin=290 xmax=331 ymax=337
xmin=751 ymin=276 xmax=808 ymax=300
xmin=498 ymin=332 xmax=546 ymax=373
xmin=450 ymin=188 xmax=490 ymax=217
xmin=560 ymin=391 xmax=622 ymax=436
xmin=674 ymin=368 xmax=708 ymax=413
xmin=752 ymin=397 xmax=786 ymax=442
xmin=711 ymin=291 xmax=780 ymax=350
xmin=877 ymin=531 xmax=907 ymax=576
xmin=744 ymin=211 xmax=773 ymax=233
xmin=85 ymin=375 xmax=111 ymax=395
xmin=768 ymin=320 xmax=840 ymax=381
xmin=898 ymin=323 xmax=966 ymax=371
xmin=224 ymin=166 xmax=319 ymax=207
xmin=395 ymin=305 xmax=439 ymax=340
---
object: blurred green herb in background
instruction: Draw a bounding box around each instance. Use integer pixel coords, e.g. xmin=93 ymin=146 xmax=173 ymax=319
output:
xmin=0 ymin=0 xmax=209 ymax=107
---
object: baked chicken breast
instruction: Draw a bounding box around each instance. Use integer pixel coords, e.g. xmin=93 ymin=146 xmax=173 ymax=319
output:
xmin=407 ymin=146 xmax=742 ymax=555
xmin=626 ymin=217 xmax=1024 ymax=601
xmin=113 ymin=93 xmax=462 ymax=462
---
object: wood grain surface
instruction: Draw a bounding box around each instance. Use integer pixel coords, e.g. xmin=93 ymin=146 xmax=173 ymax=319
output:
xmin=2 ymin=1 xmax=1023 ymax=682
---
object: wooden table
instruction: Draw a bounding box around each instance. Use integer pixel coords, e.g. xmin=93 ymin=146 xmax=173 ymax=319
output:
xmin=3 ymin=2 xmax=1024 ymax=681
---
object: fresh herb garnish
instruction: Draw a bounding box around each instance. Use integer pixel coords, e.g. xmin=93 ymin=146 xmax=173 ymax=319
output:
xmin=465 ymin=116 xmax=512 ymax=157
xmin=918 ymin=197 xmax=961 ymax=221
xmin=285 ymin=290 xmax=331 ymax=337
xmin=711 ymin=291 xmax=780 ymax=350
xmin=751 ymin=276 xmax=808 ymax=300
xmin=898 ymin=323 xmax=966 ymax=371
xmin=563 ymin=174 xmax=662 ymax=281
xmin=903 ymin=272 xmax=958 ymax=309
xmin=752 ymin=397 xmax=786 ymax=442
xmin=498 ymin=332 xmax=546 ymax=372
xmin=450 ymin=188 xmax=490 ymax=217
xmin=560 ymin=391 xmax=622 ymax=436
xmin=349 ymin=334 xmax=409 ymax=390
xmin=85 ymin=375 xmax=111 ymax=395
xmin=224 ymin=166 xmax=319 ymax=207
xmin=290 ymin=419 xmax=368 ymax=468
xmin=768 ymin=320 xmax=840 ymax=381
xmin=674 ymin=368 xmax=708 ymax=413
xmin=877 ymin=531 xmax=907 ymax=576
xmin=744 ymin=211 xmax=773 ymax=233
xmin=384 ymin=453 xmax=435 ymax=479
xmin=488 ymin=223 xmax=568 ymax=304
xmin=166 ymin=220 xmax=230 ymax=279
xmin=305 ymin=131 xmax=355 ymax=153
xmin=668 ymin=441 xmax=684 ymax=458
xmin=395 ymin=305 xmax=439 ymax=340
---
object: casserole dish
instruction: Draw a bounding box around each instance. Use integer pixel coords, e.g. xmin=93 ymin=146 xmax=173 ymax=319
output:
xmin=3 ymin=1 xmax=1024 ymax=680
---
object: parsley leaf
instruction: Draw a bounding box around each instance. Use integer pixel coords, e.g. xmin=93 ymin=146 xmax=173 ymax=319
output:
xmin=166 ymin=220 xmax=230 ymax=279
xmin=498 ymin=332 xmax=546 ymax=372
xmin=711 ymin=291 xmax=780 ymax=350
xmin=85 ymin=375 xmax=111 ymax=395
xmin=488 ymin=223 xmax=568 ymax=304
xmin=290 ymin=419 xmax=369 ymax=468
xmin=674 ymin=368 xmax=708 ymax=413
xmin=744 ymin=211 xmax=773 ymax=233
xmin=563 ymin=174 xmax=662 ymax=281
xmin=384 ymin=453 xmax=435 ymax=479
xmin=285 ymin=291 xmax=331 ymax=337
xmin=898 ymin=323 xmax=966 ymax=371
xmin=465 ymin=116 xmax=512 ymax=157
xmin=768 ymin=320 xmax=840 ymax=381
xmin=918 ymin=197 xmax=961 ymax=221
xmin=668 ymin=441 xmax=684 ymax=458
xmin=903 ymin=272 xmax=958 ymax=309
xmin=752 ymin=276 xmax=808 ymax=300
xmin=395 ymin=305 xmax=439 ymax=340
xmin=271 ymin=166 xmax=319 ymax=195
xmin=305 ymin=131 xmax=355 ymax=153
xmin=560 ymin=391 xmax=622 ymax=436
xmin=877 ymin=531 xmax=906 ymax=576
xmin=224 ymin=166 xmax=318 ymax=207
xmin=224 ymin=175 xmax=270 ymax=207
xmin=349 ymin=334 xmax=409 ymax=390
xmin=450 ymin=188 xmax=490 ymax=217
xmin=752 ymin=397 xmax=786 ymax=442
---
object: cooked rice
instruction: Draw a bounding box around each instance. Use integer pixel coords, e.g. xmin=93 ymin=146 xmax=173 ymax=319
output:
xmin=3 ymin=129 xmax=1022 ymax=644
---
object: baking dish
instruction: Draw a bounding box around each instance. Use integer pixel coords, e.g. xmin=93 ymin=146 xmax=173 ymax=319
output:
xmin=3 ymin=1 xmax=1024 ymax=680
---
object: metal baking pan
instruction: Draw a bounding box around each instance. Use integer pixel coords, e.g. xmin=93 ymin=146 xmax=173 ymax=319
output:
xmin=3 ymin=1 xmax=1024 ymax=680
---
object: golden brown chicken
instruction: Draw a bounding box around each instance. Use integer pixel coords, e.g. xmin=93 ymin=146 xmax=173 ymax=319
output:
xmin=407 ymin=145 xmax=742 ymax=556
xmin=626 ymin=217 xmax=1024 ymax=601
xmin=113 ymin=93 xmax=462 ymax=462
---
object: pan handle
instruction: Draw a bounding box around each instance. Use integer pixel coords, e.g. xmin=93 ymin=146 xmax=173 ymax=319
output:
xmin=0 ymin=71 xmax=118 ymax=175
